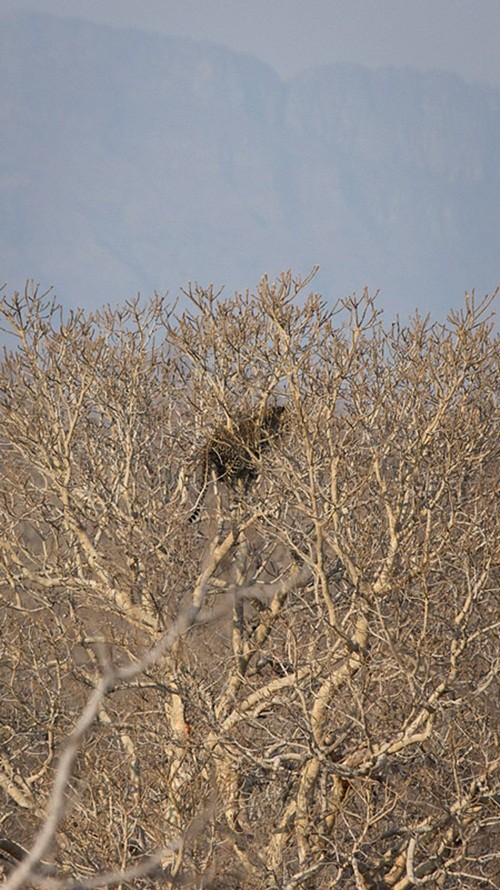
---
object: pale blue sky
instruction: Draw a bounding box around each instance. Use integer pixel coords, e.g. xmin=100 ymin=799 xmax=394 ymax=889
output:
xmin=2 ymin=0 xmax=500 ymax=90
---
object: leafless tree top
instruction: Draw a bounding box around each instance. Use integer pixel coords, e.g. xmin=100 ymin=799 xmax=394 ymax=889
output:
xmin=1 ymin=273 xmax=498 ymax=889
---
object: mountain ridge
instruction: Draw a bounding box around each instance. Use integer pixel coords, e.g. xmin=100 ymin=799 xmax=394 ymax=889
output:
xmin=1 ymin=10 xmax=498 ymax=315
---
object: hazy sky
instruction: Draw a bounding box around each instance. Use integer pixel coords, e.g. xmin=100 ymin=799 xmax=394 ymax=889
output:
xmin=2 ymin=0 xmax=500 ymax=90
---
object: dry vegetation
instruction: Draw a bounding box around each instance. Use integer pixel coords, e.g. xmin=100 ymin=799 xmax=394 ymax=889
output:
xmin=0 ymin=273 xmax=499 ymax=889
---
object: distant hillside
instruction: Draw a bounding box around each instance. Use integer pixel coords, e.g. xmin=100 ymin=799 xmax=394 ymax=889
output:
xmin=1 ymin=11 xmax=499 ymax=315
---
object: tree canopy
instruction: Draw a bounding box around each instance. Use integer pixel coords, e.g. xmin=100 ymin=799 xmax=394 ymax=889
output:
xmin=1 ymin=274 xmax=499 ymax=889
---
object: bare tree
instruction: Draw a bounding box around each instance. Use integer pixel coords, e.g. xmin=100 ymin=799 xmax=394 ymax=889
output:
xmin=1 ymin=275 xmax=498 ymax=888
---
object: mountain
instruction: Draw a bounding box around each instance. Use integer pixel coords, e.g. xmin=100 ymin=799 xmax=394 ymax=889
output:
xmin=1 ymin=11 xmax=499 ymax=316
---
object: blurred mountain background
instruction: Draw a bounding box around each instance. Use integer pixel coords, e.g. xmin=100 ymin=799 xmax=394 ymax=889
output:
xmin=1 ymin=11 xmax=499 ymax=316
